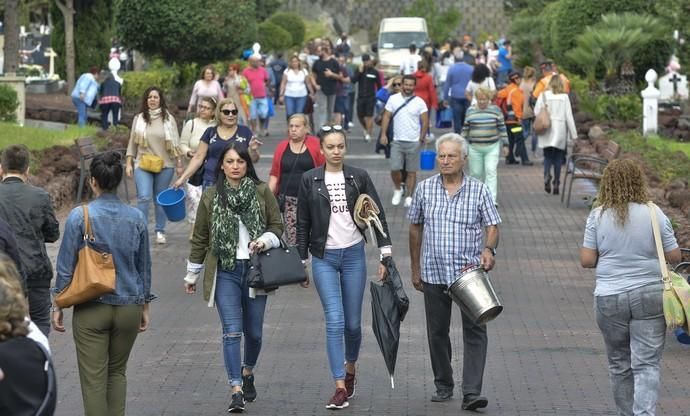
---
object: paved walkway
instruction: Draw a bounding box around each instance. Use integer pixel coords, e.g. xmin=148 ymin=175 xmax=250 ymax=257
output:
xmin=44 ymin=108 xmax=690 ymax=415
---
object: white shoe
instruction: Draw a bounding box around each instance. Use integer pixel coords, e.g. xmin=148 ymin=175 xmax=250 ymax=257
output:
xmin=364 ymin=134 xmax=371 ymax=142
xmin=156 ymin=232 xmax=166 ymax=244
xmin=348 ymin=122 xmax=354 ymax=128
xmin=404 ymin=196 xmax=413 ymax=207
xmin=391 ymin=189 xmax=404 ymax=206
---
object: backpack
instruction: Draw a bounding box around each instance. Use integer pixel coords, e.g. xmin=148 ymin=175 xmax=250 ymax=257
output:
xmin=495 ymin=88 xmax=518 ymax=125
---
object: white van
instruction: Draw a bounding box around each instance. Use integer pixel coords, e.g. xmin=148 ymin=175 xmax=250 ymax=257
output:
xmin=377 ymin=17 xmax=429 ymax=78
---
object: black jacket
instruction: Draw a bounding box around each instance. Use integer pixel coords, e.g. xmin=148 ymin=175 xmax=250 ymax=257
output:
xmin=297 ymin=165 xmax=391 ymax=260
xmin=0 ymin=177 xmax=60 ymax=287
xmin=0 ymin=217 xmax=26 ymax=291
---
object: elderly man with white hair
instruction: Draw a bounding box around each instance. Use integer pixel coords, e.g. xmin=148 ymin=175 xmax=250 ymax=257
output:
xmin=407 ymin=132 xmax=501 ymax=411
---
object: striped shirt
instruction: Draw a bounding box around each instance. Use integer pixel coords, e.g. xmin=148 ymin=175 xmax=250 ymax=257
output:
xmin=462 ymin=104 xmax=507 ymax=144
xmin=407 ymin=174 xmax=501 ymax=285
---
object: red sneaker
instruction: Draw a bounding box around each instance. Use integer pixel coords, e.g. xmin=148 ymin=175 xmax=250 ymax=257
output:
xmin=344 ymin=372 xmax=356 ymax=398
xmin=326 ymin=388 xmax=349 ymax=409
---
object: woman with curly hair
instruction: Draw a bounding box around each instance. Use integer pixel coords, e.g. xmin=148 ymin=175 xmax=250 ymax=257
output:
xmin=580 ymin=159 xmax=681 ymax=416
xmin=0 ymin=254 xmax=55 ymax=416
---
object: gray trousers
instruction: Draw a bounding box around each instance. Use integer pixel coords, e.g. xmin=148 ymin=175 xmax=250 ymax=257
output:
xmin=314 ymin=90 xmax=336 ymax=129
xmin=595 ymin=282 xmax=666 ymax=416
xmin=423 ymin=282 xmax=487 ymax=397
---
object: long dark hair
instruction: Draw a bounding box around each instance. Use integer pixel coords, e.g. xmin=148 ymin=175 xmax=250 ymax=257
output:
xmin=90 ymin=151 xmax=123 ymax=192
xmin=139 ymin=86 xmax=169 ymax=123
xmin=471 ymin=64 xmax=491 ymax=84
xmin=214 ymin=142 xmax=260 ymax=185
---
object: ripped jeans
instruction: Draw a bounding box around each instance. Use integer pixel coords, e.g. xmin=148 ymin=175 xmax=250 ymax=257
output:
xmin=215 ymin=261 xmax=267 ymax=386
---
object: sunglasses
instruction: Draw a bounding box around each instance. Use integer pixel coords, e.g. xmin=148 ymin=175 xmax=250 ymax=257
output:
xmin=319 ymin=124 xmax=344 ymax=134
xmin=221 ymin=108 xmax=238 ymax=116
xmin=393 ymin=83 xmax=402 ymax=87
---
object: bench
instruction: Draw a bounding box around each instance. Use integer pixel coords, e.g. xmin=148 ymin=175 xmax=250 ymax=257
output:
xmin=75 ymin=137 xmax=129 ymax=203
xmin=673 ymin=248 xmax=690 ymax=276
xmin=561 ymin=140 xmax=621 ymax=208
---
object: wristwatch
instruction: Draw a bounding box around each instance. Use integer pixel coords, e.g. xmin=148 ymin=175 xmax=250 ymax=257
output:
xmin=485 ymin=246 xmax=497 ymax=256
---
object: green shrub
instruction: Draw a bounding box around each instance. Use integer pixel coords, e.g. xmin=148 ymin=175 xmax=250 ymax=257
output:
xmin=268 ymin=12 xmax=306 ymax=48
xmin=0 ymin=85 xmax=19 ymax=122
xmin=172 ymin=62 xmax=200 ymax=91
xmin=121 ymin=69 xmax=178 ymax=106
xmin=578 ymin=93 xmax=641 ymax=123
xmin=613 ymin=131 xmax=690 ymax=183
xmin=257 ymin=21 xmax=293 ymax=53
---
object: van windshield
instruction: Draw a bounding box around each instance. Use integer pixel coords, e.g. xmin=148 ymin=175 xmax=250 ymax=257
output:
xmin=379 ymin=32 xmax=427 ymax=50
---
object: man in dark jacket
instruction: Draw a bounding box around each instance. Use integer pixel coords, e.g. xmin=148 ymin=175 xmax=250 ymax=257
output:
xmin=0 ymin=145 xmax=60 ymax=335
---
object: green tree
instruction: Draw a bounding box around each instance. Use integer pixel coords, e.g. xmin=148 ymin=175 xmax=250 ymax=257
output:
xmin=267 ymin=12 xmax=305 ymax=48
xmin=117 ymin=0 xmax=256 ymax=64
xmin=257 ymin=21 xmax=292 ymax=53
xmin=255 ymin=0 xmax=282 ymax=22
xmin=403 ymin=0 xmax=461 ymax=44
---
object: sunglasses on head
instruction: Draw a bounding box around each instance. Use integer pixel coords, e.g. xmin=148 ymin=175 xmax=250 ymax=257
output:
xmin=319 ymin=124 xmax=344 ymax=133
xmin=221 ymin=108 xmax=238 ymax=116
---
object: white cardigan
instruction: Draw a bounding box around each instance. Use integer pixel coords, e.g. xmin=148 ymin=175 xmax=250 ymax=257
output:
xmin=534 ymin=91 xmax=577 ymax=150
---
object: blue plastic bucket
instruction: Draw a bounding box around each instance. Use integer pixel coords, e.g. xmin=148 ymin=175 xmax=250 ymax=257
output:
xmin=156 ymin=188 xmax=186 ymax=222
xmin=420 ymin=150 xmax=436 ymax=171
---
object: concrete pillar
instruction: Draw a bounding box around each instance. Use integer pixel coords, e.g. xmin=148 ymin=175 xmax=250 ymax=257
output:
xmin=641 ymin=69 xmax=660 ymax=136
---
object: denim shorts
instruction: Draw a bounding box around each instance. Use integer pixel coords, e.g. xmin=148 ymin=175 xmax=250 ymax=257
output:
xmin=250 ymin=97 xmax=269 ymax=120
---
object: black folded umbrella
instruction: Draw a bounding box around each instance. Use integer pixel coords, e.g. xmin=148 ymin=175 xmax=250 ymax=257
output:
xmin=370 ymin=256 xmax=409 ymax=388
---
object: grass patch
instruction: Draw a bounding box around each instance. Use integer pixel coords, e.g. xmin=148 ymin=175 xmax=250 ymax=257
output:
xmin=0 ymin=122 xmax=98 ymax=151
xmin=612 ymin=130 xmax=690 ymax=183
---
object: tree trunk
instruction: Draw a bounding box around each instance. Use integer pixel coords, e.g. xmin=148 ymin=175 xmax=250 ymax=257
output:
xmin=3 ymin=0 xmax=20 ymax=75
xmin=55 ymin=0 xmax=76 ymax=92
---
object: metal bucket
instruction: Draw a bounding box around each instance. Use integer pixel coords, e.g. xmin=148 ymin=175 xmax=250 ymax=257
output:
xmin=448 ymin=267 xmax=503 ymax=325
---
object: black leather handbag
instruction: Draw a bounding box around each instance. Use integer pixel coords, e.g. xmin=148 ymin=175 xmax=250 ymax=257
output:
xmin=247 ymin=240 xmax=307 ymax=289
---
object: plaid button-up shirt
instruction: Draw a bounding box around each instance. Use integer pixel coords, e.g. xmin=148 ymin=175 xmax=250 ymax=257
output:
xmin=407 ymin=174 xmax=501 ymax=286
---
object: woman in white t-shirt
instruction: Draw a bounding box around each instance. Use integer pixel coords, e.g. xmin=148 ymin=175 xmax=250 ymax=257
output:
xmin=279 ymin=55 xmax=315 ymax=119
xmin=465 ymin=64 xmax=496 ymax=106
xmin=296 ymin=126 xmax=392 ymax=409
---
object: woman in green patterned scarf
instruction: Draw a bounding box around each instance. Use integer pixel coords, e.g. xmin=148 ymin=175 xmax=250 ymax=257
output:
xmin=184 ymin=142 xmax=283 ymax=413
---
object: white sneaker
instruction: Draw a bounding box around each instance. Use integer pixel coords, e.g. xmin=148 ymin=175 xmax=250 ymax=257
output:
xmin=391 ymin=189 xmax=404 ymax=206
xmin=348 ymin=122 xmax=354 ymax=128
xmin=156 ymin=232 xmax=166 ymax=244
xmin=404 ymin=196 xmax=413 ymax=207
xmin=364 ymin=134 xmax=371 ymax=142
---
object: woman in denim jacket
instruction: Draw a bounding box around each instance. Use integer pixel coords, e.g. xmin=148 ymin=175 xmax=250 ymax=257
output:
xmin=184 ymin=142 xmax=283 ymax=413
xmin=51 ymin=151 xmax=154 ymax=416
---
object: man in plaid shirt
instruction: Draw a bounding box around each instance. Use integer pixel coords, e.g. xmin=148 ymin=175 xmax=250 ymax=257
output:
xmin=407 ymin=133 xmax=501 ymax=411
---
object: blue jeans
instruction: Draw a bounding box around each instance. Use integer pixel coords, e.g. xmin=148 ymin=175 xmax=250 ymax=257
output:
xmin=595 ymin=283 xmax=665 ymax=416
xmin=215 ymin=261 xmax=268 ymax=387
xmin=311 ymin=240 xmax=367 ymax=381
xmin=543 ymin=147 xmax=566 ymax=185
xmin=522 ymin=118 xmax=537 ymax=152
xmin=285 ymin=96 xmax=307 ymax=119
xmin=450 ymin=98 xmax=469 ymax=134
xmin=133 ymin=167 xmax=174 ymax=233
xmin=72 ymin=96 xmax=88 ymax=127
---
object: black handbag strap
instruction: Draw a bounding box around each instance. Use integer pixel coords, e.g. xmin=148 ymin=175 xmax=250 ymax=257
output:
xmin=391 ymin=96 xmax=414 ymax=121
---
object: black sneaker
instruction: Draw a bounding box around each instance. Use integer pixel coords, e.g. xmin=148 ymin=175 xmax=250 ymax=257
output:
xmin=430 ymin=390 xmax=453 ymax=402
xmin=228 ymin=391 xmax=245 ymax=413
xmin=462 ymin=395 xmax=488 ymax=410
xmin=242 ymin=374 xmax=257 ymax=402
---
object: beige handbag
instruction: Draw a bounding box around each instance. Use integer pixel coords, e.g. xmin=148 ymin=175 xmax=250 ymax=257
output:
xmin=55 ymin=205 xmax=116 ymax=308
xmin=533 ymin=103 xmax=551 ymax=135
xmin=139 ymin=153 xmax=164 ymax=173
xmin=354 ymin=194 xmax=387 ymax=245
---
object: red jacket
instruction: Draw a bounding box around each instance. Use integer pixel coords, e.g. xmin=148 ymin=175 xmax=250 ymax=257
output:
xmin=269 ymin=135 xmax=325 ymax=193
xmin=413 ymin=70 xmax=438 ymax=111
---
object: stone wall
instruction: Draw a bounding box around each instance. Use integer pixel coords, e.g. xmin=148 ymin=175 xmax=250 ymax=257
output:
xmin=283 ymin=0 xmax=508 ymax=40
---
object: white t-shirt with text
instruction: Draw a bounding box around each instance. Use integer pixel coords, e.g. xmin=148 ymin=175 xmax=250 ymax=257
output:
xmin=324 ymin=171 xmax=363 ymax=249
xmin=385 ymin=93 xmax=428 ymax=142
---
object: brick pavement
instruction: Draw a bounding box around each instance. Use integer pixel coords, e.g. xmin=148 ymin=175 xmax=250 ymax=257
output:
xmin=43 ymin=110 xmax=690 ymax=416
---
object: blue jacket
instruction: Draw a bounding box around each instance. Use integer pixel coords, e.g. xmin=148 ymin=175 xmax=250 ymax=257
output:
xmin=54 ymin=193 xmax=155 ymax=305
xmin=71 ymin=73 xmax=99 ymax=106
xmin=443 ymin=62 xmax=474 ymax=101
